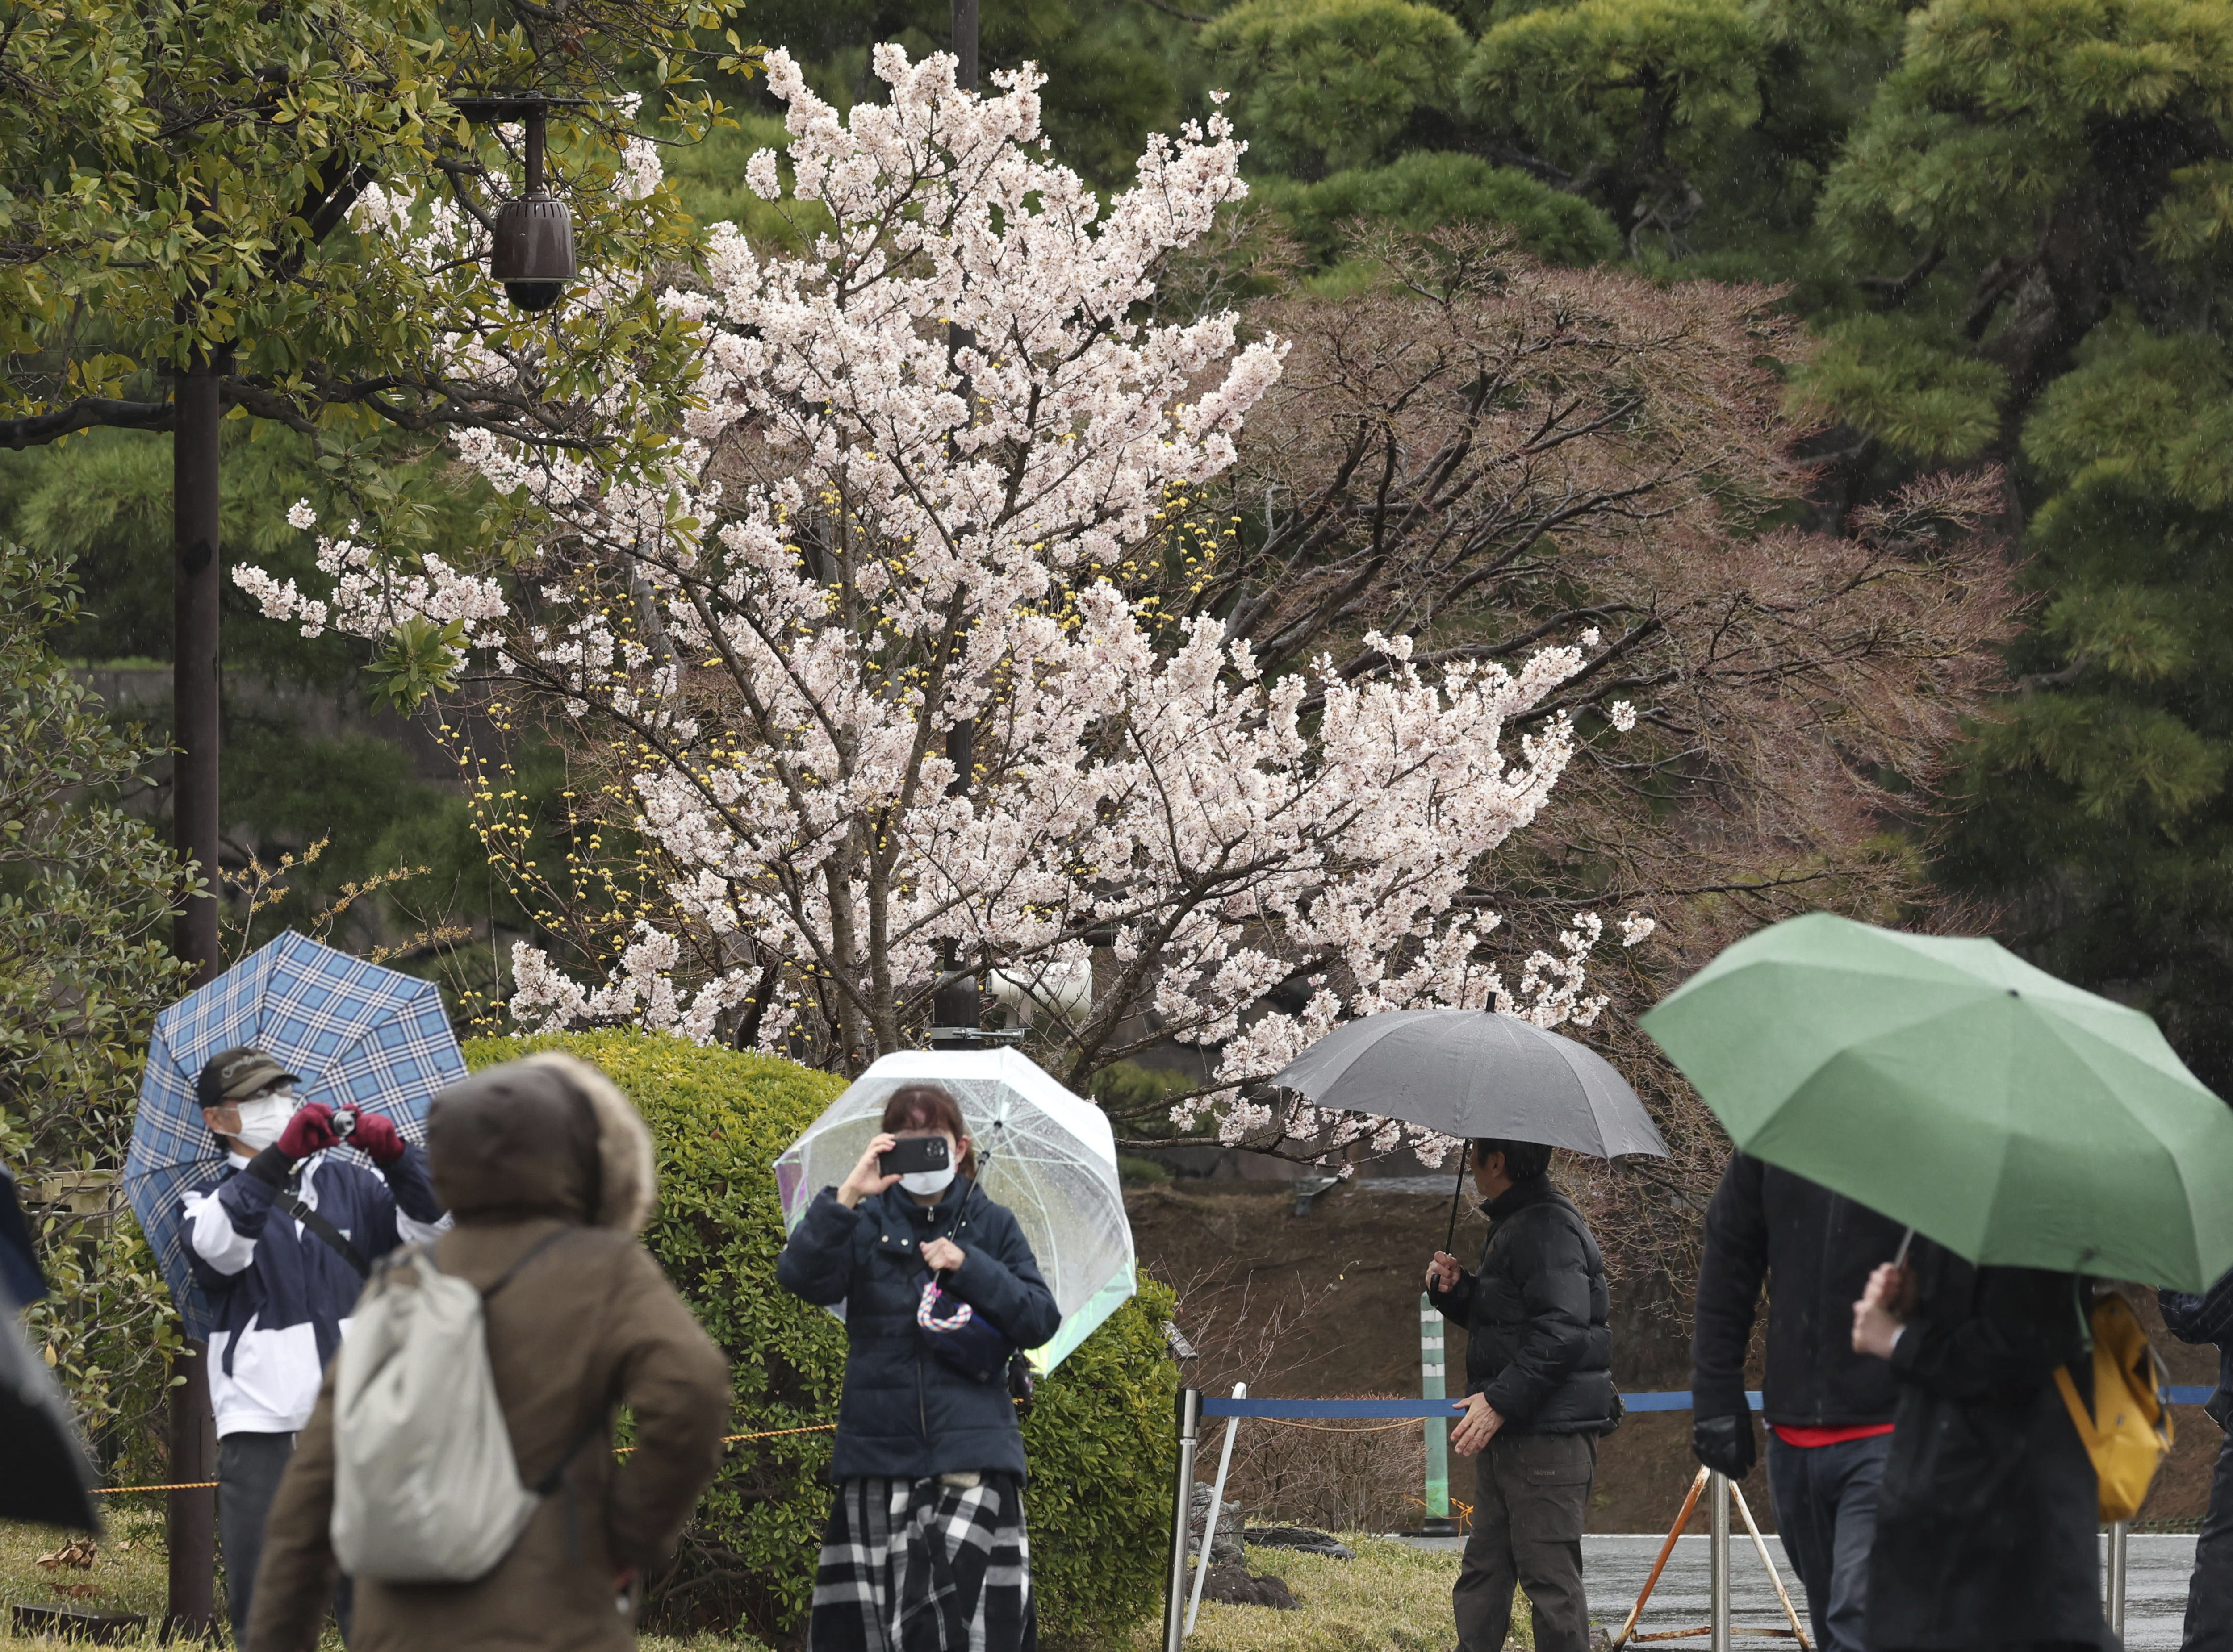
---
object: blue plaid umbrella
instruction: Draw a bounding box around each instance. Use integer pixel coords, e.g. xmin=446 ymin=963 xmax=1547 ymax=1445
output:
xmin=124 ymin=930 xmax=466 ymax=1342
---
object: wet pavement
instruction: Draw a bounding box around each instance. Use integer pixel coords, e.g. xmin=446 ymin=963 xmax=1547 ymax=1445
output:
xmin=1391 ymin=1531 xmax=2198 ymax=1648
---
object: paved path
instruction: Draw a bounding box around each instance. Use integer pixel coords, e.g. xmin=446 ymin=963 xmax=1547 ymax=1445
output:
xmin=1393 ymin=1533 xmax=2198 ymax=1649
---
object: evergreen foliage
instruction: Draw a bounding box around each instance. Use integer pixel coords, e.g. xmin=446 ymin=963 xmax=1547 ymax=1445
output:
xmin=0 ymin=426 xmax=508 ymax=979
xmin=1203 ymin=0 xmax=1468 ymax=176
xmin=1460 ymin=0 xmax=1768 ymax=248
xmin=465 ymin=1031 xmax=1178 ymax=1648
xmin=0 ymin=537 xmax=193 ymax=1471
xmin=1254 ymin=151 xmax=1621 ymax=266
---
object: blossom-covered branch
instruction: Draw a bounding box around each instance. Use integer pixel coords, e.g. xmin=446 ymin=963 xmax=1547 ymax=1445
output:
xmin=241 ymin=47 xmax=1648 ymax=1163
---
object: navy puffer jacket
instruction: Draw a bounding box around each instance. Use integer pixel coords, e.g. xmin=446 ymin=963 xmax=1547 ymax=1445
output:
xmin=777 ymin=1176 xmax=1061 ymax=1481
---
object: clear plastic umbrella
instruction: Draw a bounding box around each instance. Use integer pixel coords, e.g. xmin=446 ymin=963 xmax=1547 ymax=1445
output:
xmin=774 ymin=1049 xmax=1134 ymax=1373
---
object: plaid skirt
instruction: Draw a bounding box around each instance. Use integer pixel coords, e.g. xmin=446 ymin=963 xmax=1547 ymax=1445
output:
xmin=810 ymin=1472 xmax=1036 ymax=1652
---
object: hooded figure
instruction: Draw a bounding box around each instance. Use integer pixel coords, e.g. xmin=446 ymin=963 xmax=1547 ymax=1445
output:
xmin=247 ymin=1053 xmax=730 ymax=1652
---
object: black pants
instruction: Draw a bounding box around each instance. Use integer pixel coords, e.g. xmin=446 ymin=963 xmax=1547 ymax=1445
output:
xmin=1453 ymin=1431 xmax=1597 ymax=1652
xmin=218 ymin=1431 xmax=351 ymax=1642
xmin=2184 ymin=1426 xmax=2233 ymax=1652
xmin=1766 ymin=1430 xmax=1888 ymax=1652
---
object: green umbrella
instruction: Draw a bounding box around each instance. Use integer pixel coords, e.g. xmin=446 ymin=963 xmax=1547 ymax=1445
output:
xmin=1639 ymin=911 xmax=2233 ymax=1291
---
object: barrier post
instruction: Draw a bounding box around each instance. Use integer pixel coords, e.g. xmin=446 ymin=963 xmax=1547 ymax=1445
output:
xmin=1185 ymin=1383 xmax=1246 ymax=1636
xmin=1421 ymin=1294 xmax=1455 ymax=1535
xmin=2107 ymin=1520 xmax=2128 ymax=1642
xmin=1163 ymin=1386 xmax=1202 ymax=1652
xmin=1709 ymin=1471 xmax=1731 ymax=1652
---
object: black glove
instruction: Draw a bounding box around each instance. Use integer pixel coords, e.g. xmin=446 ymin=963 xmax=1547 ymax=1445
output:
xmin=1693 ymin=1412 xmax=1756 ymax=1479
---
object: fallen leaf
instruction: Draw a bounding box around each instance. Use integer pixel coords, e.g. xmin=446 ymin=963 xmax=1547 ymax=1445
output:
xmin=35 ymin=1538 xmax=97 ymax=1570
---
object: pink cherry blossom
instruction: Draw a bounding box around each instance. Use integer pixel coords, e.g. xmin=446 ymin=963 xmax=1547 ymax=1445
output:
xmin=236 ymin=46 xmax=1643 ymax=1161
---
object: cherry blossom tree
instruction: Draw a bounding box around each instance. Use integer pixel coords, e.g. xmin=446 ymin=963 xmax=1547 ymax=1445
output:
xmin=241 ymin=45 xmax=1650 ymax=1162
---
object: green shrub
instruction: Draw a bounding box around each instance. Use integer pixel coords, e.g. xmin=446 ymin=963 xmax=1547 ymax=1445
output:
xmin=1255 ymin=151 xmax=1623 ymax=268
xmin=465 ymin=1031 xmax=1178 ymax=1648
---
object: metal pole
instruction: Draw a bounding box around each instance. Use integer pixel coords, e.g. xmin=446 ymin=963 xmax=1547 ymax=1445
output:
xmin=166 ymin=348 xmax=223 ymax=1636
xmin=1162 ymin=1386 xmax=1201 ymax=1652
xmin=1421 ymin=1294 xmax=1454 ymax=1534
xmin=1709 ymin=1470 xmax=1731 ymax=1652
xmin=1185 ymin=1383 xmax=1245 ymax=1635
xmin=953 ymin=0 xmax=979 ymax=91
xmin=2108 ymin=1519 xmax=2128 ymax=1642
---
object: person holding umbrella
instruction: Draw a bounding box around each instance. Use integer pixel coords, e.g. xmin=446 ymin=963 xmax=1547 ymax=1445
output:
xmin=1265 ymin=1005 xmax=1668 ymax=1652
xmin=184 ymin=1046 xmax=446 ymax=1636
xmin=1425 ymin=1136 xmax=1615 ymax=1652
xmin=1849 ymin=1246 xmax=2102 ymax=1652
xmin=1643 ymin=913 xmax=2233 ymax=1652
xmin=777 ymin=1082 xmax=1061 ymax=1652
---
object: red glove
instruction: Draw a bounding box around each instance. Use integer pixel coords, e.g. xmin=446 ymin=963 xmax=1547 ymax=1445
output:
xmin=350 ymin=1110 xmax=406 ymax=1167
xmin=274 ymin=1102 xmax=341 ymax=1162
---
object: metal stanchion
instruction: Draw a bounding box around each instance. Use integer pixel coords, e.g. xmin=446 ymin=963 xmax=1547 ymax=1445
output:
xmin=1185 ymin=1383 xmax=1246 ymax=1636
xmin=1163 ymin=1386 xmax=1202 ymax=1652
xmin=1421 ymin=1294 xmax=1455 ymax=1535
xmin=2108 ymin=1520 xmax=2128 ymax=1642
xmin=1709 ymin=1471 xmax=1732 ymax=1652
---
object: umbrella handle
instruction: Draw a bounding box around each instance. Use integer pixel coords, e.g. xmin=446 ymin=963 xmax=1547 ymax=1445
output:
xmin=1892 ymin=1227 xmax=1914 ymax=1268
xmin=1444 ymin=1141 xmax=1470 ymax=1257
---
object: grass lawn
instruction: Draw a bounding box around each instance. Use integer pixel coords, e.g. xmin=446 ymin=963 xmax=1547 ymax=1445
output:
xmin=3 ymin=1519 xmax=1497 ymax=1652
xmin=0 ymin=1514 xmax=759 ymax=1651
xmin=1129 ymin=1537 xmax=1530 ymax=1652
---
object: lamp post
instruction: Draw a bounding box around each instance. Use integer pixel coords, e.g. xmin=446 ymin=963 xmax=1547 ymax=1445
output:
xmin=159 ymin=98 xmax=582 ymax=1632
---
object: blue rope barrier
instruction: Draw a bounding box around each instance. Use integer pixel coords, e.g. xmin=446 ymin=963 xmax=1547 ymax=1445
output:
xmin=1201 ymin=1386 xmax=2218 ymax=1419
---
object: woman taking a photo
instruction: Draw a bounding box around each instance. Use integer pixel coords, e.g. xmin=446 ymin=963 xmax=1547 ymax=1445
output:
xmin=778 ymin=1084 xmax=1061 ymax=1652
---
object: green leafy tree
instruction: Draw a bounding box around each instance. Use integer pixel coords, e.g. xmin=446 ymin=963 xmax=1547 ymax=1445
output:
xmin=1786 ymin=0 xmax=2233 ymax=1090
xmin=1203 ymin=0 xmax=1468 ymax=176
xmin=0 ymin=537 xmax=193 ymax=1468
xmin=0 ymin=426 xmax=516 ymax=992
xmin=1459 ymin=0 xmax=1769 ymax=253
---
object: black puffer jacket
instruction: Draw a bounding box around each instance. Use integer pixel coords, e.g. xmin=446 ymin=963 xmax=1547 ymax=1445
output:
xmin=1427 ymin=1176 xmax=1614 ymax=1434
xmin=1692 ymin=1151 xmax=1903 ymax=1427
xmin=778 ymin=1176 xmax=1060 ymax=1481
xmin=1865 ymin=1238 xmax=2104 ymax=1652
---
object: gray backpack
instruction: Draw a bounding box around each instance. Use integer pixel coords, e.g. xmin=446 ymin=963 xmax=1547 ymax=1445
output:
xmin=330 ymin=1231 xmax=577 ymax=1582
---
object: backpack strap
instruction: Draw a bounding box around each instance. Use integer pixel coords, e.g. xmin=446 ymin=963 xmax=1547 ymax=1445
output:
xmin=480 ymin=1226 xmax=577 ymax=1301
xmin=280 ymin=1185 xmax=370 ymax=1279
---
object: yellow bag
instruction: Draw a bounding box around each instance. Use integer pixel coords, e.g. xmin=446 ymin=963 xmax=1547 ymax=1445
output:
xmin=2054 ymin=1289 xmax=2174 ymax=1523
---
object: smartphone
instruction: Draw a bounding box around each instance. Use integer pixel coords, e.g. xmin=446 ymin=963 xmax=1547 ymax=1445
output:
xmin=880 ymin=1136 xmax=950 ymax=1176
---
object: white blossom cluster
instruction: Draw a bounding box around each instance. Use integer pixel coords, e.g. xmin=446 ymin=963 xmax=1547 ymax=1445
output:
xmin=238 ymin=47 xmax=1652 ymax=1159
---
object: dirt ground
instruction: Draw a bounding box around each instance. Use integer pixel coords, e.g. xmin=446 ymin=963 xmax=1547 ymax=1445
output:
xmin=1127 ymin=1180 xmax=2224 ymax=1534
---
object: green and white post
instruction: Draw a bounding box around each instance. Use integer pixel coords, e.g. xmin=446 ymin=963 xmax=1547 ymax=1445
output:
xmin=1421 ymin=1293 xmax=1456 ymax=1535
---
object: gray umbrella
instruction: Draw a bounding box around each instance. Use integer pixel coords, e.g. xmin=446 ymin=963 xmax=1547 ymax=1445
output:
xmin=1271 ymin=1007 xmax=1668 ymax=1248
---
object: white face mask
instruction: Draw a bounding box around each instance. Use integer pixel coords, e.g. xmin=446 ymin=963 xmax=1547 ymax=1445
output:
xmin=231 ymin=1089 xmax=295 ymax=1154
xmin=900 ymin=1164 xmax=957 ymax=1198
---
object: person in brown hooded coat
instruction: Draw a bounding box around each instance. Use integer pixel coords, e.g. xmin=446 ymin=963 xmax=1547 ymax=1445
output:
xmin=246 ymin=1051 xmax=731 ymax=1652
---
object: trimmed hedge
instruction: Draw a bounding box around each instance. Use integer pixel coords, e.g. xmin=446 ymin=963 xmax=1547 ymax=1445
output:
xmin=464 ymin=1032 xmax=1178 ymax=1648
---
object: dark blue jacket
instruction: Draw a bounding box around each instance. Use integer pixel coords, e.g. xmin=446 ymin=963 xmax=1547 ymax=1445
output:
xmin=777 ymin=1177 xmax=1060 ymax=1481
xmin=2161 ymin=1270 xmax=2233 ymax=1428
xmin=183 ymin=1144 xmax=445 ymax=1435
